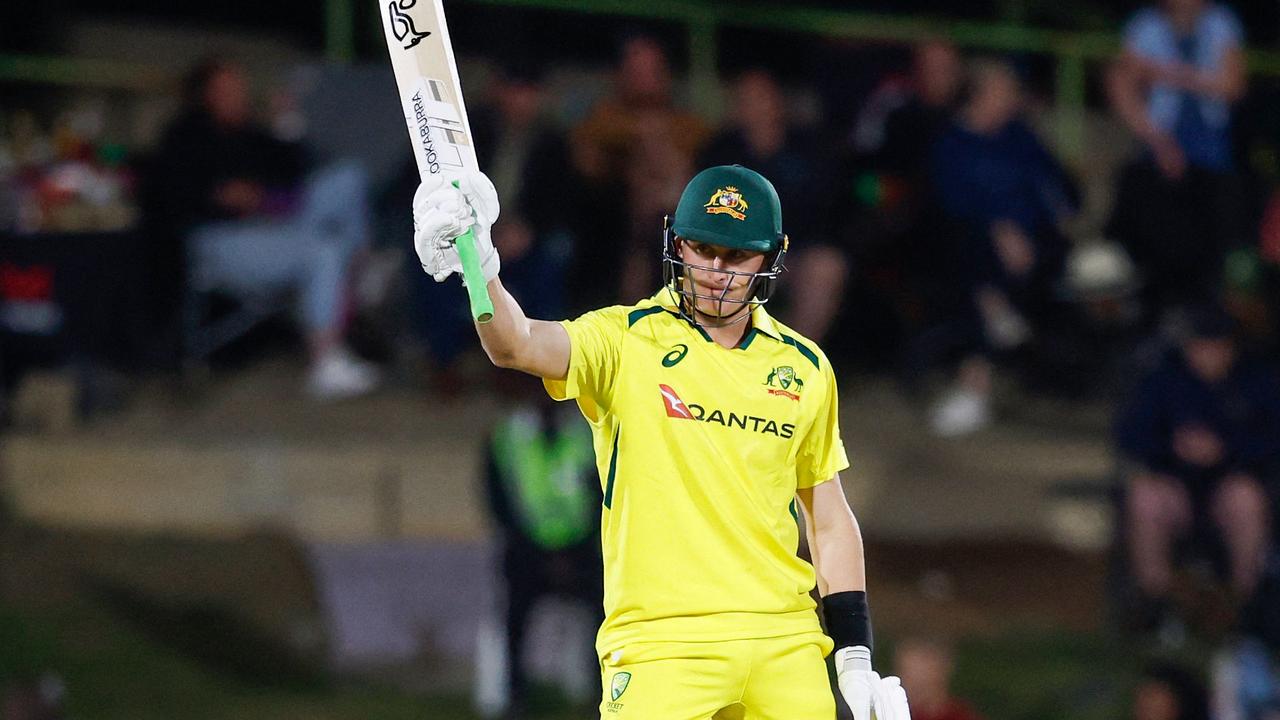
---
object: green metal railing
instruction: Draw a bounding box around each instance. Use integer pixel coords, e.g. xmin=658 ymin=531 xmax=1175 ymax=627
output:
xmin=5 ymin=0 xmax=1280 ymax=160
xmin=0 ymin=54 xmax=171 ymax=92
xmin=446 ymin=0 xmax=1280 ymax=160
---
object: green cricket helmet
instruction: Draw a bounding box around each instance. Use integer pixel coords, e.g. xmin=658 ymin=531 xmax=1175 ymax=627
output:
xmin=662 ymin=165 xmax=789 ymax=326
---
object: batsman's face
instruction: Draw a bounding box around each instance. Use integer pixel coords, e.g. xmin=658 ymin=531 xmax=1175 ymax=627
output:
xmin=678 ymin=238 xmax=766 ymax=319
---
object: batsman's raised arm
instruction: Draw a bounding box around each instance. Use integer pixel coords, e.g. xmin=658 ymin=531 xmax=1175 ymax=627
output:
xmin=411 ymin=171 xmax=571 ymax=380
xmin=476 ymin=277 xmax=570 ymax=379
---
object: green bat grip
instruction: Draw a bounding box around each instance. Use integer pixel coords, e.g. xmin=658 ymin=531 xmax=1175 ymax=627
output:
xmin=452 ymin=181 xmax=495 ymax=323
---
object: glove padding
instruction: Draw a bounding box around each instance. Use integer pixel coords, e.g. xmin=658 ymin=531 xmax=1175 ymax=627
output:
xmin=836 ymin=646 xmax=911 ymax=720
xmin=412 ymin=170 xmax=501 ymax=284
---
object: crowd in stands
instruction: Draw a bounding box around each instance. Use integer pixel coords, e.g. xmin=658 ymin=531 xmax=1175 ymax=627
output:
xmin=150 ymin=59 xmax=381 ymax=399
xmin=4 ymin=3 xmax=1279 ymax=412
xmin=1104 ymin=1 xmax=1280 ymax=715
xmin=2 ymin=0 xmax=1280 ymax=716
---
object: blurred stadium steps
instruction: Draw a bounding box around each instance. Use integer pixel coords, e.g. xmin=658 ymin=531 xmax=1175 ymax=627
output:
xmin=2 ymin=359 xmax=1118 ymax=678
xmin=3 ymin=360 xmax=1117 ymax=544
xmin=3 ymin=359 xmax=491 ymax=541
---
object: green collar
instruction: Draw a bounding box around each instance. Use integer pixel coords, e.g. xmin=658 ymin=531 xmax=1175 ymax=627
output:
xmin=646 ymin=286 xmax=783 ymax=344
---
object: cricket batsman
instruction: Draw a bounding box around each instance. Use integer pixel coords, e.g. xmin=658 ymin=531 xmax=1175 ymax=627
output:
xmin=413 ymin=164 xmax=910 ymax=719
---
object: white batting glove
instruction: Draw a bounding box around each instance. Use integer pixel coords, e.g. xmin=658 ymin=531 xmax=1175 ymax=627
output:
xmin=412 ymin=170 xmax=501 ymax=284
xmin=836 ymin=646 xmax=911 ymax=720
xmin=872 ymin=676 xmax=911 ymax=720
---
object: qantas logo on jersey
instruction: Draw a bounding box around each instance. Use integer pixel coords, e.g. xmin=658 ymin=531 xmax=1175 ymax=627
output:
xmin=659 ymin=384 xmax=694 ymax=419
xmin=658 ymin=385 xmax=795 ymax=438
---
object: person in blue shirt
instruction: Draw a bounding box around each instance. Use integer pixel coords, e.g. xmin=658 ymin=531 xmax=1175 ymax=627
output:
xmin=926 ymin=59 xmax=1079 ymax=435
xmin=1116 ymin=304 xmax=1280 ymax=626
xmin=1107 ymin=0 xmax=1248 ymax=314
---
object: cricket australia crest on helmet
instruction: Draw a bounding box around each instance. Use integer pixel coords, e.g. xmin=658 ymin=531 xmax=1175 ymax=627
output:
xmin=704 ymin=186 xmax=749 ymax=221
xmin=671 ymin=165 xmax=783 ymax=253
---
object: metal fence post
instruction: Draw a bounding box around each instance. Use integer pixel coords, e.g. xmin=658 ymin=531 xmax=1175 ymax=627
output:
xmin=326 ymin=0 xmax=356 ymax=64
xmin=1055 ymin=48 xmax=1087 ymax=165
xmin=688 ymin=18 xmax=722 ymax=121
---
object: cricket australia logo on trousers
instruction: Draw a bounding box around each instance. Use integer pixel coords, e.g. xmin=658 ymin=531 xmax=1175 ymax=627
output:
xmin=387 ymin=0 xmax=431 ymax=49
xmin=611 ymin=671 xmax=631 ymax=700
xmin=604 ymin=671 xmax=630 ymax=713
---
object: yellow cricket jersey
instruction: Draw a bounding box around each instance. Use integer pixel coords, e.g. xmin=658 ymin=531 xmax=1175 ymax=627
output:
xmin=544 ymin=287 xmax=849 ymax=655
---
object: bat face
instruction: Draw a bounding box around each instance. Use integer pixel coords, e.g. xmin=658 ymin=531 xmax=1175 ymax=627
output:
xmin=380 ymin=0 xmax=477 ymax=181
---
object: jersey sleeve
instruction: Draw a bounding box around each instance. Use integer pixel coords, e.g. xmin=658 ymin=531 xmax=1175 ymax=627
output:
xmin=796 ymin=361 xmax=850 ymax=489
xmin=543 ymin=305 xmax=629 ymax=423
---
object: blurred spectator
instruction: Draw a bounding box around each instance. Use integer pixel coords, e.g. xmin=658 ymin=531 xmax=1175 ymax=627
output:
xmin=846 ymin=39 xmax=964 ymax=365
xmin=1134 ymin=663 xmax=1210 ymax=720
xmin=151 ymin=57 xmax=378 ymax=399
xmin=893 ymin=637 xmax=983 ymax=720
xmin=1 ymin=674 xmax=65 ymax=720
xmin=1213 ymin=557 xmax=1280 ymax=720
xmin=402 ymin=61 xmax=581 ymax=392
xmin=571 ymin=35 xmax=709 ymax=305
xmin=1247 ymin=194 xmax=1280 ymax=357
xmin=1215 ymin=639 xmax=1280 ymax=720
xmin=926 ymin=60 xmax=1079 ymax=436
xmin=699 ymin=69 xmax=844 ymax=343
xmin=1107 ymin=0 xmax=1248 ymax=315
xmin=1116 ymin=304 xmax=1280 ymax=632
xmin=854 ymin=40 xmax=963 ymax=181
xmin=477 ymin=374 xmax=602 ymax=719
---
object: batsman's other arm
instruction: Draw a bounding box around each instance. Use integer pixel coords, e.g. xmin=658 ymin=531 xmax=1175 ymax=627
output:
xmin=798 ymin=476 xmax=911 ymax=720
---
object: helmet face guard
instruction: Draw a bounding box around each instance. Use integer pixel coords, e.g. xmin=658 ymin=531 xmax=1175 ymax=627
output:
xmin=661 ymin=216 xmax=788 ymax=329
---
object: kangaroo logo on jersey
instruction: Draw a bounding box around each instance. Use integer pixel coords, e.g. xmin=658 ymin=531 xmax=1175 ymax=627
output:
xmin=611 ymin=671 xmax=632 ymax=701
xmin=764 ymin=365 xmax=804 ymax=401
xmin=704 ymin=186 xmax=749 ymax=220
xmin=386 ymin=0 xmax=431 ymax=50
xmin=659 ymin=384 xmax=694 ymax=419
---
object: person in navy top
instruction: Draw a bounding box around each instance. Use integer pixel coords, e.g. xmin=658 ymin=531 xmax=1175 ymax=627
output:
xmin=1106 ymin=0 xmax=1248 ymax=314
xmin=925 ymin=59 xmax=1079 ymax=436
xmin=1116 ymin=303 xmax=1280 ymax=620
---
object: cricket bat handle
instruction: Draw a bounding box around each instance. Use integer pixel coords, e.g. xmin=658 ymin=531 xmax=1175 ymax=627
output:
xmin=452 ymin=181 xmax=495 ymax=323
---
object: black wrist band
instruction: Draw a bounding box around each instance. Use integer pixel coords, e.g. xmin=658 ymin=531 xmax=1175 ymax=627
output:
xmin=822 ymin=590 xmax=873 ymax=652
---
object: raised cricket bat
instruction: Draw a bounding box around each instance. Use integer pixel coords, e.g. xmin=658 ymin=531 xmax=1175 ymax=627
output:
xmin=380 ymin=0 xmax=494 ymax=322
